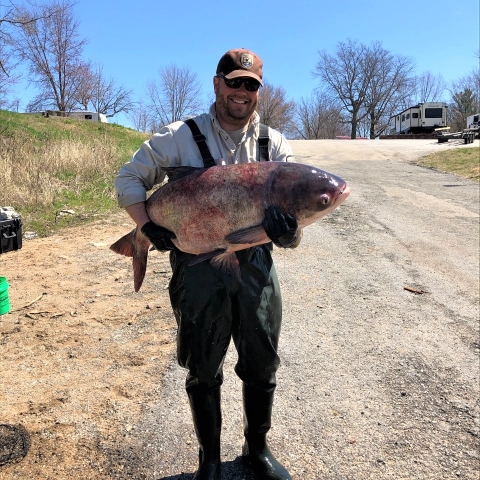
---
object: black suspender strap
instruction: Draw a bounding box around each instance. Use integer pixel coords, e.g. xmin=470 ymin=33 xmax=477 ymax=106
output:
xmin=258 ymin=123 xmax=270 ymax=162
xmin=185 ymin=118 xmax=270 ymax=165
xmin=184 ymin=118 xmax=216 ymax=168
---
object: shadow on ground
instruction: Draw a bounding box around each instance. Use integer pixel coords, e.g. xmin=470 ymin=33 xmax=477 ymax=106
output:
xmin=157 ymin=456 xmax=256 ymax=480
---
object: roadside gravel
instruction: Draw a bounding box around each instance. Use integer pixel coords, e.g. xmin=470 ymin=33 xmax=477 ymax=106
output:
xmin=113 ymin=139 xmax=480 ymax=480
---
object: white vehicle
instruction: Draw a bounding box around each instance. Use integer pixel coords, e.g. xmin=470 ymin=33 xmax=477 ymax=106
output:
xmin=68 ymin=111 xmax=108 ymax=123
xmin=42 ymin=110 xmax=108 ymax=123
xmin=394 ymin=102 xmax=447 ymax=134
xmin=466 ymin=113 xmax=479 ymax=129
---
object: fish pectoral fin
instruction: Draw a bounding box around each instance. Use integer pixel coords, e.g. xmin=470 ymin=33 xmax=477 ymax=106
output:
xmin=210 ymin=252 xmax=240 ymax=279
xmin=225 ymin=225 xmax=266 ymax=245
xmin=188 ymin=248 xmax=227 ymax=266
xmin=161 ymin=166 xmax=204 ymax=183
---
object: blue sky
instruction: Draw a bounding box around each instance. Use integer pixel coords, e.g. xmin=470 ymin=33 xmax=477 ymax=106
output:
xmin=6 ymin=0 xmax=479 ymax=128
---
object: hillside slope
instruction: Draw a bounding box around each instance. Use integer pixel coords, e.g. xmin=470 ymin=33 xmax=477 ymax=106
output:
xmin=0 ymin=110 xmax=149 ymax=236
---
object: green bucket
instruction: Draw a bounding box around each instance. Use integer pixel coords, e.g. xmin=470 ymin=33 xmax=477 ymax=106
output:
xmin=0 ymin=277 xmax=11 ymax=315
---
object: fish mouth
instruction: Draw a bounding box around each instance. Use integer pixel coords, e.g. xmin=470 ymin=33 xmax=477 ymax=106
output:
xmin=334 ymin=183 xmax=350 ymax=207
xmin=328 ymin=173 xmax=350 ymax=200
xmin=340 ymin=183 xmax=351 ymax=197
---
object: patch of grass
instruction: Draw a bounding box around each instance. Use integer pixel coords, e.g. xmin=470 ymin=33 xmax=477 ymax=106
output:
xmin=415 ymin=145 xmax=480 ymax=182
xmin=0 ymin=110 xmax=149 ymax=236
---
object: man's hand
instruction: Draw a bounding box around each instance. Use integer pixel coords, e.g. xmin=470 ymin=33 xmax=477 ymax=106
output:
xmin=141 ymin=221 xmax=176 ymax=251
xmin=262 ymin=205 xmax=298 ymax=248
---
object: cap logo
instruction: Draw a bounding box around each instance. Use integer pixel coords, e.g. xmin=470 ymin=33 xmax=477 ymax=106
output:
xmin=240 ymin=53 xmax=254 ymax=69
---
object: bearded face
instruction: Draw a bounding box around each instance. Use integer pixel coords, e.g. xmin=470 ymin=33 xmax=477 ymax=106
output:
xmin=214 ymin=76 xmax=259 ymax=130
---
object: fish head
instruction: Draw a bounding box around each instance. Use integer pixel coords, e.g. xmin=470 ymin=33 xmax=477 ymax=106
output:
xmin=311 ymin=169 xmax=350 ymax=215
xmin=269 ymin=164 xmax=350 ymax=223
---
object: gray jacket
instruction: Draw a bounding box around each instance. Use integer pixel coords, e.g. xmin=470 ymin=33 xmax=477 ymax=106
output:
xmin=115 ymin=104 xmax=294 ymax=208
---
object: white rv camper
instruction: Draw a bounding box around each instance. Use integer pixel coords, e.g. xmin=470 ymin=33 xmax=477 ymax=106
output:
xmin=466 ymin=113 xmax=479 ymax=129
xmin=394 ymin=102 xmax=447 ymax=134
xmin=42 ymin=110 xmax=108 ymax=123
xmin=68 ymin=111 xmax=108 ymax=123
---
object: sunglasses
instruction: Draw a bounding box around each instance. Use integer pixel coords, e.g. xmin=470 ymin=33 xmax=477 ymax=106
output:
xmin=217 ymin=75 xmax=261 ymax=92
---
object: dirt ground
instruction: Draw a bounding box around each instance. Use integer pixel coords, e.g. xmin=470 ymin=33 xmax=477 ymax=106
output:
xmin=0 ymin=212 xmax=178 ymax=479
xmin=0 ymin=138 xmax=478 ymax=479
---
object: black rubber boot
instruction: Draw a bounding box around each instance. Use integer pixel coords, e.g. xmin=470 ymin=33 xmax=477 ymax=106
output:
xmin=242 ymin=384 xmax=291 ymax=480
xmin=188 ymin=388 xmax=222 ymax=480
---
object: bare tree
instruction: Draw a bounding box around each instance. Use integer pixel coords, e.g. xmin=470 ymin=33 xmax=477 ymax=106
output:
xmin=363 ymin=43 xmax=415 ymax=138
xmin=447 ymin=51 xmax=480 ymax=131
xmin=73 ymin=61 xmax=96 ymax=110
xmin=471 ymin=51 xmax=480 ymax=105
xmin=0 ymin=0 xmax=40 ymax=76
xmin=256 ymin=80 xmax=295 ymax=134
xmin=146 ymin=64 xmax=203 ymax=128
xmin=0 ymin=41 xmax=20 ymax=105
xmin=1 ymin=0 xmax=56 ymax=103
xmin=415 ymin=71 xmax=446 ymax=103
xmin=315 ymin=39 xmax=418 ymax=139
xmin=10 ymin=0 xmax=87 ymax=112
xmin=78 ymin=63 xmax=134 ymax=118
xmin=128 ymin=101 xmax=155 ymax=133
xmin=314 ymin=39 xmax=372 ymax=139
xmin=294 ymin=91 xmax=346 ymax=139
xmin=448 ymin=87 xmax=477 ymax=130
xmin=459 ymin=51 xmax=480 ymax=110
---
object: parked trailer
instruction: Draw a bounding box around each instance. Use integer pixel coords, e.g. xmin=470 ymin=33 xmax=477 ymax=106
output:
xmin=466 ymin=113 xmax=479 ymax=129
xmin=435 ymin=127 xmax=478 ymax=144
xmin=394 ymin=102 xmax=447 ymax=134
xmin=42 ymin=110 xmax=108 ymax=123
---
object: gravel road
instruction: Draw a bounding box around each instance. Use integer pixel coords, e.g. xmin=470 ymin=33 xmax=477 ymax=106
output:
xmin=114 ymin=140 xmax=480 ymax=480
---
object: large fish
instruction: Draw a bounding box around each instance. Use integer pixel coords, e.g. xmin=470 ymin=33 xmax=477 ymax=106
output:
xmin=110 ymin=162 xmax=350 ymax=291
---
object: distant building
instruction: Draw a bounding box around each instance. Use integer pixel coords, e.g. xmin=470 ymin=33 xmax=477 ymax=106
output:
xmin=42 ymin=110 xmax=108 ymax=123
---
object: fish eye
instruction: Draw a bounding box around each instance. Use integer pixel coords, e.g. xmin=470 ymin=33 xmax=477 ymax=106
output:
xmin=320 ymin=194 xmax=329 ymax=205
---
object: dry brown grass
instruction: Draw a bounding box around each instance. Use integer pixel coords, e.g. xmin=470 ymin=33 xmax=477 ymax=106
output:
xmin=0 ymin=133 xmax=118 ymax=209
xmin=0 ymin=111 xmax=148 ymax=235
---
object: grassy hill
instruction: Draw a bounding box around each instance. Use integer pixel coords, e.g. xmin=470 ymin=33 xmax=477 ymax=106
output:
xmin=0 ymin=110 xmax=149 ymax=236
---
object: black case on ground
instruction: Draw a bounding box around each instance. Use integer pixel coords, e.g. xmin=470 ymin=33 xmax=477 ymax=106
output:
xmin=0 ymin=218 xmax=23 ymax=254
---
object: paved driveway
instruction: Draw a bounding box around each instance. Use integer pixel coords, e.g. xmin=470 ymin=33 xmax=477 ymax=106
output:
xmin=122 ymin=140 xmax=479 ymax=480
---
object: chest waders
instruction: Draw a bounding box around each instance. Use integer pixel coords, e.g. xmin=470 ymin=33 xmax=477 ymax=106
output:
xmin=170 ymin=119 xmax=291 ymax=480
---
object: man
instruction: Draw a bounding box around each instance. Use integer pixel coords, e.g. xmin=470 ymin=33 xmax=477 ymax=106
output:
xmin=115 ymin=48 xmax=298 ymax=480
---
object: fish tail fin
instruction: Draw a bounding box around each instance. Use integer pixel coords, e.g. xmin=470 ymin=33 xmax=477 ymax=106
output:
xmin=110 ymin=229 xmax=149 ymax=292
xmin=110 ymin=230 xmax=136 ymax=257
xmin=132 ymin=246 xmax=148 ymax=292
